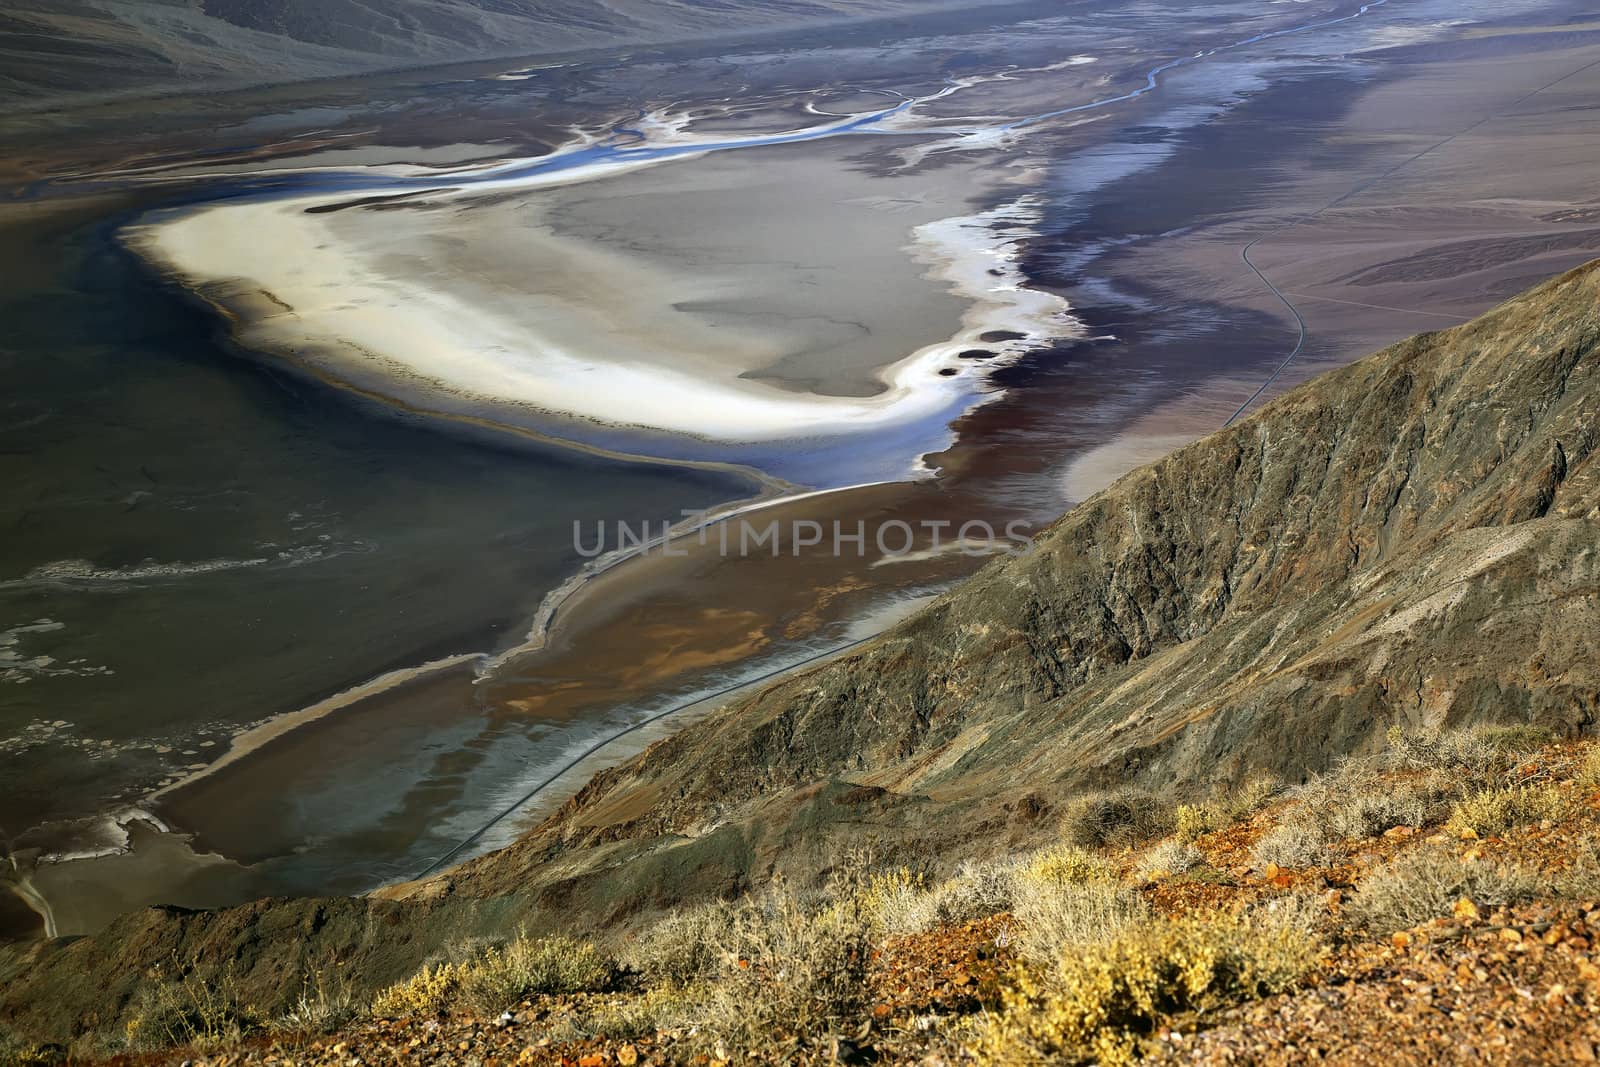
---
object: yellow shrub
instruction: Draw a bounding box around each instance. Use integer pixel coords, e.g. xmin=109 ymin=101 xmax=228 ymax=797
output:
xmin=971 ymin=912 xmax=1321 ymax=1065
xmin=371 ymin=962 xmax=462 ymax=1019
xmin=1174 ymin=804 xmax=1220 ymax=843
xmin=1446 ymin=784 xmax=1570 ymax=837
xmin=460 ymin=935 xmax=616 ymax=1013
xmin=1019 ymin=844 xmax=1116 ymax=889
xmin=849 ymin=867 xmax=927 ymax=932
xmin=1578 ymin=747 xmax=1600 ymax=788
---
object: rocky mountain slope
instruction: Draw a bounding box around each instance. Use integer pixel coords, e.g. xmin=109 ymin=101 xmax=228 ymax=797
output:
xmin=0 ymin=0 xmax=1011 ymax=105
xmin=17 ymin=727 xmax=1600 ymax=1065
xmin=459 ymin=256 xmax=1600 ymax=891
xmin=2 ymin=260 xmax=1597 ymax=1050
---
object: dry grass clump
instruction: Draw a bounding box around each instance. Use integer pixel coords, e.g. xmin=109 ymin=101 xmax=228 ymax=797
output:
xmin=1446 ymin=784 xmax=1571 ymax=838
xmin=860 ymin=860 xmax=1022 ymax=936
xmin=683 ymin=881 xmax=876 ymax=1059
xmin=1250 ymin=820 xmax=1326 ymax=869
xmin=625 ymin=904 xmax=730 ymax=987
xmin=971 ymin=903 xmax=1323 ymax=1065
xmin=1578 ymin=747 xmax=1600 ymax=788
xmin=1221 ymin=775 xmax=1284 ymax=823
xmin=1133 ymin=840 xmax=1204 ymax=883
xmin=0 ymin=1030 xmax=59 ymax=1067
xmin=460 ymin=935 xmax=618 ymax=1014
xmin=275 ymin=967 xmax=359 ymax=1034
xmin=1343 ymin=845 xmax=1544 ymax=935
xmin=1385 ymin=723 xmax=1548 ymax=776
xmin=1251 ymin=760 xmax=1453 ymax=870
xmin=1013 ymin=880 xmax=1147 ymax=968
xmin=372 ymin=934 xmax=616 ymax=1018
xmin=919 ymin=860 xmax=1019 ymax=928
xmin=546 ymin=987 xmax=691 ymax=1044
xmin=853 ymin=867 xmax=930 ymax=935
xmin=1248 ymin=726 xmax=1561 ymax=871
xmin=1020 ymin=843 xmax=1118 ymax=888
xmin=1059 ymin=789 xmax=1170 ymax=849
xmin=123 ymin=961 xmax=262 ymax=1051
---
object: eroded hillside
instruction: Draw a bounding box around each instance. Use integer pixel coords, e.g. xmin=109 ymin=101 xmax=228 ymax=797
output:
xmin=2 ymin=261 xmax=1597 ymax=1052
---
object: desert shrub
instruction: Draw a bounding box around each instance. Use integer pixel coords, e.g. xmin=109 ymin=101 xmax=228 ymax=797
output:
xmin=371 ymin=962 xmax=463 ymax=1019
xmin=971 ymin=906 xmax=1322 ymax=1066
xmin=1344 ymin=846 xmax=1543 ymax=935
xmin=1577 ymin=747 xmax=1600 ymax=788
xmin=1222 ymin=775 xmax=1284 ymax=822
xmin=627 ymin=904 xmax=731 ymax=987
xmin=1323 ymin=772 xmax=1450 ymax=839
xmin=460 ymin=934 xmax=618 ymax=1014
xmin=123 ymin=961 xmax=262 ymax=1051
xmin=926 ymin=860 xmax=1020 ymax=926
xmin=373 ymin=933 xmax=616 ymax=1019
xmin=1251 ymin=765 xmax=1452 ymax=870
xmin=1446 ymin=784 xmax=1571 ymax=838
xmin=1386 ymin=724 xmax=1547 ymax=778
xmin=1173 ymin=804 xmax=1220 ymax=843
xmin=1059 ymin=789 xmax=1170 ymax=849
xmin=550 ymin=986 xmax=691 ymax=1044
xmin=1251 ymin=820 xmax=1327 ymax=869
xmin=0 ymin=1030 xmax=61 ymax=1067
xmin=1471 ymin=724 xmax=1554 ymax=754
xmin=853 ymin=867 xmax=929 ymax=935
xmin=275 ymin=967 xmax=360 ymax=1034
xmin=685 ymin=881 xmax=876 ymax=1057
xmin=1133 ymin=840 xmax=1203 ymax=882
xmin=1013 ymin=880 xmax=1147 ymax=967
xmin=1556 ymin=838 xmax=1600 ymax=898
xmin=1019 ymin=843 xmax=1118 ymax=889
